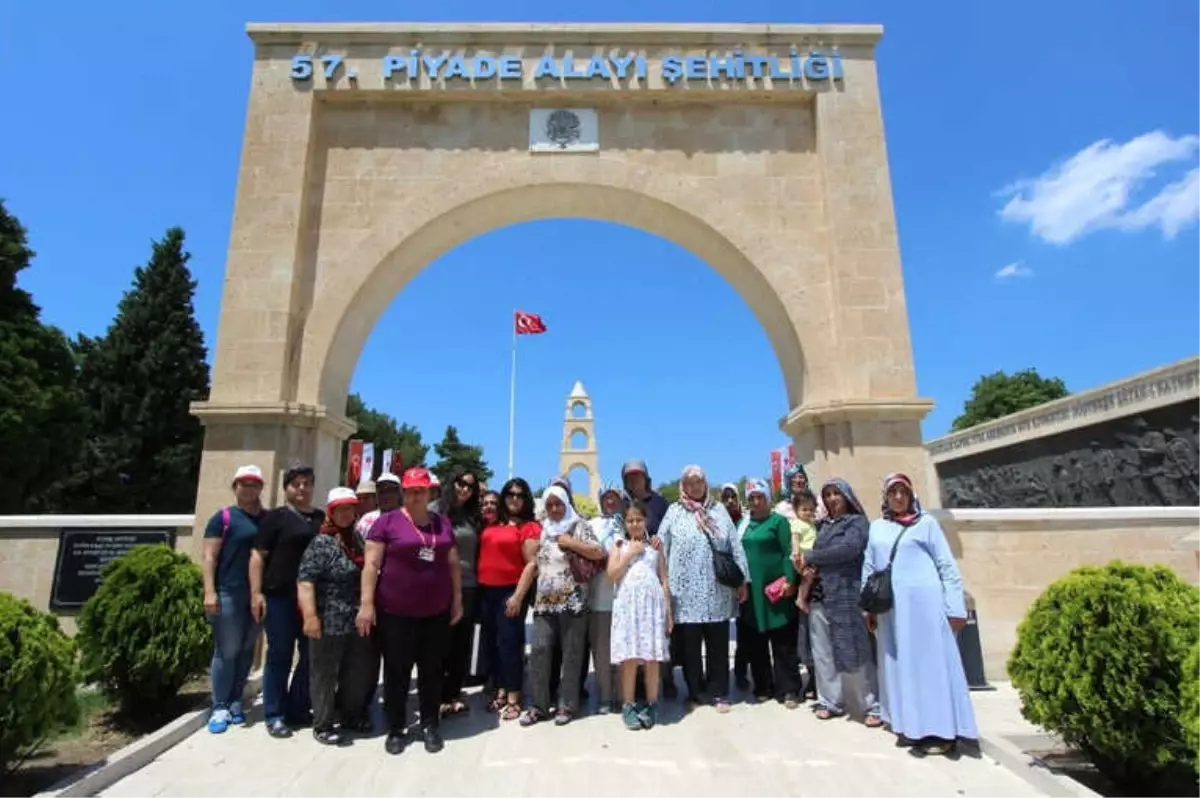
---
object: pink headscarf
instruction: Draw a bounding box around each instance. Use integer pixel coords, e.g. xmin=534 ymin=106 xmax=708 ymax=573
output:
xmin=678 ymin=464 xmax=717 ymax=534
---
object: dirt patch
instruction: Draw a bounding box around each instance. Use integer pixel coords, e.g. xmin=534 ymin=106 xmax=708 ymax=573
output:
xmin=2 ymin=679 xmax=209 ymax=798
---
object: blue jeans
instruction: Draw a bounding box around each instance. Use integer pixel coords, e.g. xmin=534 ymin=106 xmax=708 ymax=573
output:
xmin=263 ymin=593 xmax=311 ymax=723
xmin=208 ymin=590 xmax=260 ymax=712
xmin=479 ymin=585 xmax=526 ymax=693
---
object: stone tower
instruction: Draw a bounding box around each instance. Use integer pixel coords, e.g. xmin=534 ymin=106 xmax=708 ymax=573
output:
xmin=559 ymin=381 xmax=601 ymax=501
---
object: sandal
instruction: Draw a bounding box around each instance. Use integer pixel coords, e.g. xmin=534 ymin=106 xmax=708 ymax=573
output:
xmin=500 ymin=703 xmax=522 ymax=722
xmin=864 ymin=715 xmax=884 ymax=728
xmin=443 ymin=700 xmax=469 ymax=718
xmin=918 ymin=741 xmax=955 ymax=757
xmin=553 ymin=709 xmax=574 ymax=726
xmin=519 ymin=708 xmax=546 ymax=727
xmin=487 ymin=693 xmax=507 ymax=713
xmin=814 ymin=707 xmax=842 ymax=720
xmin=714 ymin=699 xmax=732 ymax=714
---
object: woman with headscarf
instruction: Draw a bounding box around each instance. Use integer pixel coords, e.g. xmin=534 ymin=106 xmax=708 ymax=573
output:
xmin=440 ymin=470 xmax=483 ymax=718
xmin=799 ymin=478 xmax=881 ymax=724
xmin=587 ymin=483 xmax=627 ymax=713
xmin=738 ymin=479 xmax=801 ymax=707
xmin=297 ymin=487 xmax=377 ymax=745
xmin=520 ymin=485 xmax=605 ymax=727
xmin=867 ymin=473 xmax=977 ymax=756
xmin=658 ymin=465 xmax=748 ymax=713
xmin=775 ymin=463 xmax=826 ymax=522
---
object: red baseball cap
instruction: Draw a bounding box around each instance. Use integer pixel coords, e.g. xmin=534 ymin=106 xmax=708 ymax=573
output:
xmin=401 ymin=467 xmax=433 ymax=489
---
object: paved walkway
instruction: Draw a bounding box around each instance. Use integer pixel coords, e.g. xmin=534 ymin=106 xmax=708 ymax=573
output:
xmin=99 ymin=680 xmax=1045 ymax=797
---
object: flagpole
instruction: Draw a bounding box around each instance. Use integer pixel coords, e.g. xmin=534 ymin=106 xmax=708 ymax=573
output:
xmin=507 ymin=309 xmax=517 ymax=480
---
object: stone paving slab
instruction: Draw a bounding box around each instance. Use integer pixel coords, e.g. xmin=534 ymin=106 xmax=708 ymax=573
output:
xmin=98 ymin=686 xmax=1044 ymax=798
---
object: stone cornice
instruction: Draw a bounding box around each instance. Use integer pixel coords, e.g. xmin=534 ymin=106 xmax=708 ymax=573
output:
xmin=926 ymin=356 xmax=1200 ymax=462
xmin=0 ymin=515 xmax=195 ymax=530
xmin=245 ymin=22 xmax=884 ymax=48
xmin=779 ymin=397 xmax=934 ymax=435
xmin=190 ymin=400 xmax=357 ymax=439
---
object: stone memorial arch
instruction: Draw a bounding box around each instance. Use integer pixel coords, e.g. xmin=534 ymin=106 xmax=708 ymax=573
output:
xmin=189 ymin=22 xmax=934 ymax=547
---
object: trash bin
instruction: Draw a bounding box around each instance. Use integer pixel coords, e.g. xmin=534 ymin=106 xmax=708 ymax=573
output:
xmin=957 ymin=594 xmax=992 ymax=690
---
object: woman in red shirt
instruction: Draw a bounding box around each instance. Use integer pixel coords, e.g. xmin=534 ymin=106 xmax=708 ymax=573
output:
xmin=477 ymin=477 xmax=540 ymax=721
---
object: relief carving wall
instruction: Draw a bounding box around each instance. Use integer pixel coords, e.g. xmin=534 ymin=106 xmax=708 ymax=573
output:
xmin=937 ymin=402 xmax=1199 ymax=508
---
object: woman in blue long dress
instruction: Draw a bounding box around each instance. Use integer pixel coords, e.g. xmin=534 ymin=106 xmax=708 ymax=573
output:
xmin=865 ymin=473 xmax=978 ymax=756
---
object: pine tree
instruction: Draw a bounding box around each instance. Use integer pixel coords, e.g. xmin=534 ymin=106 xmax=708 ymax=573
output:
xmin=65 ymin=228 xmax=210 ymax=512
xmin=0 ymin=199 xmax=85 ymax=512
xmin=431 ymin=425 xmax=493 ymax=486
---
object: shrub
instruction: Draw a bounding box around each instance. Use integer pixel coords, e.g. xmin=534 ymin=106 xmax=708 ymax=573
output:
xmin=1008 ymin=561 xmax=1199 ymax=788
xmin=76 ymin=545 xmax=211 ymax=715
xmin=0 ymin=593 xmax=79 ymax=772
xmin=1182 ymin=641 xmax=1199 ymax=773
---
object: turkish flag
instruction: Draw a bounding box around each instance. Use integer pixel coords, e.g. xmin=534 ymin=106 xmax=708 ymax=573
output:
xmin=514 ymin=310 xmax=547 ymax=335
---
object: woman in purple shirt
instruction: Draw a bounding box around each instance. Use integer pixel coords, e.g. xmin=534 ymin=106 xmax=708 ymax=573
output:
xmin=357 ymin=467 xmax=463 ymax=756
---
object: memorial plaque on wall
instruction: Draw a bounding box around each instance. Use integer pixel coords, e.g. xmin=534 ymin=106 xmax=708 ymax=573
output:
xmin=50 ymin=529 xmax=175 ymax=610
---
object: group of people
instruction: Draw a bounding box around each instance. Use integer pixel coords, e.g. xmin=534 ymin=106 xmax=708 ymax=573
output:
xmin=200 ymin=455 xmax=978 ymax=759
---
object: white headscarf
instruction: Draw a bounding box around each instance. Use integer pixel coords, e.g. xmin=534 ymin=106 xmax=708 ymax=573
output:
xmin=542 ymin=485 xmax=579 ymax=538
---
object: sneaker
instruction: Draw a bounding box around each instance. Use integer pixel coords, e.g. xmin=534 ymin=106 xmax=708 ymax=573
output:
xmin=266 ymin=719 xmax=292 ymax=739
xmin=422 ymin=725 xmax=444 ymax=753
xmin=228 ymin=703 xmax=246 ymax=726
xmin=207 ymin=709 xmax=230 ymax=734
xmin=385 ymin=729 xmax=410 ymax=755
xmin=637 ymin=703 xmax=658 ymax=730
xmin=622 ymin=703 xmax=641 ymax=731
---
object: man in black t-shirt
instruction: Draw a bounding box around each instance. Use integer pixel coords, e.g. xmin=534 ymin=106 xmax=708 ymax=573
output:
xmin=250 ymin=465 xmax=325 ymax=738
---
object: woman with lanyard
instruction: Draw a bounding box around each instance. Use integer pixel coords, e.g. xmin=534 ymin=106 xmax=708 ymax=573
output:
xmin=357 ymin=467 xmax=463 ymax=755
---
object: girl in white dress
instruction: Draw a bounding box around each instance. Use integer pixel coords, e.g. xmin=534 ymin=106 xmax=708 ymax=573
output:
xmin=608 ymin=502 xmax=672 ymax=730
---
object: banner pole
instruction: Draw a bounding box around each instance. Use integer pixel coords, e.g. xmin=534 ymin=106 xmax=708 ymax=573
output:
xmin=507 ymin=310 xmax=517 ymax=480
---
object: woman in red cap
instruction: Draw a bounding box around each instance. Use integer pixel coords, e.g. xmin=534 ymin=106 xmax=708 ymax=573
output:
xmin=357 ymin=467 xmax=463 ymax=755
xmin=298 ymin=487 xmax=377 ymax=745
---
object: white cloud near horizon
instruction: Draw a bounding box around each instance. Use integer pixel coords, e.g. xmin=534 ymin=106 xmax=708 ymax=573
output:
xmin=999 ymin=131 xmax=1200 ymax=245
xmin=995 ymin=261 xmax=1033 ymax=280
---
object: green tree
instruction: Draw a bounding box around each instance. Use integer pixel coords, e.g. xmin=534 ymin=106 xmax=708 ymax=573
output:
xmin=951 ymin=369 xmax=1069 ymax=431
xmin=657 ymin=480 xmax=681 ymax=504
xmin=63 ymin=228 xmax=210 ymax=512
xmin=342 ymin=393 xmax=428 ymax=477
xmin=0 ymin=200 xmax=85 ymax=513
xmin=431 ymin=425 xmax=493 ymax=486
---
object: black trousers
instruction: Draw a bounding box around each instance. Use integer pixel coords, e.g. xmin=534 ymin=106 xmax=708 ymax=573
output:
xmin=308 ymin=632 xmax=378 ymax=731
xmin=442 ymin=588 xmax=478 ymax=702
xmin=678 ymin=621 xmax=730 ymax=702
xmin=742 ymin=612 xmax=801 ymax=700
xmin=378 ymin=611 xmax=451 ymax=731
xmin=734 ymin=617 xmax=751 ymax=679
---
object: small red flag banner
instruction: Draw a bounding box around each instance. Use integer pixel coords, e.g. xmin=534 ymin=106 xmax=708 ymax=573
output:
xmin=514 ymin=310 xmax=547 ymax=335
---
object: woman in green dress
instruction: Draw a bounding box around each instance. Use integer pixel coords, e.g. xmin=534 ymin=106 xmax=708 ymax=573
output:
xmin=738 ymin=478 xmax=801 ymax=708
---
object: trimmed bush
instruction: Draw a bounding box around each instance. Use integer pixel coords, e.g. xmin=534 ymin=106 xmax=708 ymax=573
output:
xmin=1008 ymin=561 xmax=1199 ymax=788
xmin=1182 ymin=641 xmax=1199 ymax=773
xmin=76 ymin=545 xmax=211 ymax=714
xmin=0 ymin=593 xmax=79 ymax=772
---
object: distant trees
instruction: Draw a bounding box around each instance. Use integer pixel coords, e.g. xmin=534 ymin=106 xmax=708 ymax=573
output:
xmin=431 ymin=425 xmax=494 ymax=486
xmin=952 ymin=369 xmax=1069 ymax=432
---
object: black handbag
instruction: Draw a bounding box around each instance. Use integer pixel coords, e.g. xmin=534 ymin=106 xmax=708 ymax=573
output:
xmin=859 ymin=527 xmax=910 ymax=614
xmin=703 ymin=528 xmax=745 ymax=589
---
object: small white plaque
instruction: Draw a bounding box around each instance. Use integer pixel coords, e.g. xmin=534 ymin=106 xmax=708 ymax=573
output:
xmin=529 ymin=108 xmax=599 ymax=153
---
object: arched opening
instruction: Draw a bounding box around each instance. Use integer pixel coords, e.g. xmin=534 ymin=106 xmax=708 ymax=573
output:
xmin=566 ymin=465 xmax=592 ymax=498
xmin=570 ymin=401 xmax=588 ymax=419
xmin=569 ymin=429 xmax=589 ymax=450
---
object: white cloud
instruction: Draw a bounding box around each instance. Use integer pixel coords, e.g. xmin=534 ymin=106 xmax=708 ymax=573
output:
xmin=999 ymin=131 xmax=1200 ymax=245
xmin=994 ymin=261 xmax=1033 ymax=280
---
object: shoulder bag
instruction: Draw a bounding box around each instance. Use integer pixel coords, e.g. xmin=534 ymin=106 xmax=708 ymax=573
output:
xmin=858 ymin=525 xmax=910 ymax=614
xmin=703 ymin=527 xmax=745 ymax=589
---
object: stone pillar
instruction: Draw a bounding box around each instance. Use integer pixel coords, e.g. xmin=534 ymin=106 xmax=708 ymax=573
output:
xmin=783 ymin=400 xmax=934 ymax=504
xmin=780 ymin=49 xmax=935 ymax=501
xmin=188 ymin=402 xmax=355 ymax=558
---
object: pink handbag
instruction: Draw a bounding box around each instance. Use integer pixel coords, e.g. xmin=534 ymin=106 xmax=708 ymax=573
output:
xmin=765 ymin=576 xmax=791 ymax=604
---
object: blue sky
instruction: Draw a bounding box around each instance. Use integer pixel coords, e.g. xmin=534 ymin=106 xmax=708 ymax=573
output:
xmin=2 ymin=0 xmax=1197 ymax=490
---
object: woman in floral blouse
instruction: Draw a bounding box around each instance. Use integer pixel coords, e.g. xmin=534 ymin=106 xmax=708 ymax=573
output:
xmin=298 ymin=487 xmax=378 ymax=745
xmin=659 ymin=465 xmax=749 ymax=713
xmin=520 ymin=485 xmax=605 ymax=727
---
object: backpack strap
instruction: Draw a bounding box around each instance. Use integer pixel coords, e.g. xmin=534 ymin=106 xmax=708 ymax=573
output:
xmin=221 ymin=506 xmax=232 ymax=541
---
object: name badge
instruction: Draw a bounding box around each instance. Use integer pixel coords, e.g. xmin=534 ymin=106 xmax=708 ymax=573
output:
xmin=418 ymin=546 xmax=435 ymax=562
